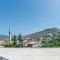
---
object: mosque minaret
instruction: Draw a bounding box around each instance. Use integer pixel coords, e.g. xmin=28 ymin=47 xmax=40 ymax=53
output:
xmin=9 ymin=27 xmax=11 ymax=44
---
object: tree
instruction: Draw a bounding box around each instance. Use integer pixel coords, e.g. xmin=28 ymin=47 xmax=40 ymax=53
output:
xmin=41 ymin=39 xmax=60 ymax=48
xmin=18 ymin=34 xmax=24 ymax=47
xmin=13 ymin=34 xmax=17 ymax=46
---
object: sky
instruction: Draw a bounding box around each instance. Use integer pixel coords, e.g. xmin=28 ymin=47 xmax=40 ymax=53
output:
xmin=0 ymin=0 xmax=60 ymax=35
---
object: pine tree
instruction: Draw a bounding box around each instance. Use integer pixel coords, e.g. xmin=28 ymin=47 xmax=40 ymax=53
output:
xmin=13 ymin=35 xmax=17 ymax=47
xmin=18 ymin=34 xmax=24 ymax=47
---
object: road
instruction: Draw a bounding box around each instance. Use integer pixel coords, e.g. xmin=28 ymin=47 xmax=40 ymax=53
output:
xmin=0 ymin=48 xmax=60 ymax=60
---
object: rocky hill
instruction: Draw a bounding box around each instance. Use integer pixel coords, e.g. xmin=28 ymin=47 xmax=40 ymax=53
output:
xmin=25 ymin=28 xmax=60 ymax=40
xmin=0 ymin=27 xmax=60 ymax=40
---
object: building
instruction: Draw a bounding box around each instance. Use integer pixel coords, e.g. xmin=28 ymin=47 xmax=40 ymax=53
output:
xmin=23 ymin=38 xmax=41 ymax=48
xmin=0 ymin=39 xmax=10 ymax=45
xmin=0 ymin=39 xmax=4 ymax=45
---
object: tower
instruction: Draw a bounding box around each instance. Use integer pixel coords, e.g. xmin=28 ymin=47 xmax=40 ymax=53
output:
xmin=9 ymin=27 xmax=11 ymax=44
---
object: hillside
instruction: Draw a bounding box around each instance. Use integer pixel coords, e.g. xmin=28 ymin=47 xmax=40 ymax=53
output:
xmin=25 ymin=28 xmax=60 ymax=39
xmin=0 ymin=27 xmax=60 ymax=40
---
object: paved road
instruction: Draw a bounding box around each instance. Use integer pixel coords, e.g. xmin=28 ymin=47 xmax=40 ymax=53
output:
xmin=0 ymin=48 xmax=60 ymax=60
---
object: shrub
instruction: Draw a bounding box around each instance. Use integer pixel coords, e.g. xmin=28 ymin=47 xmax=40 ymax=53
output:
xmin=4 ymin=44 xmax=14 ymax=48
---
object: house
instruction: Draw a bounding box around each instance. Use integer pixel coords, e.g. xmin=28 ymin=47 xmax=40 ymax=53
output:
xmin=24 ymin=38 xmax=41 ymax=48
xmin=0 ymin=39 xmax=10 ymax=45
xmin=24 ymin=39 xmax=35 ymax=48
xmin=0 ymin=40 xmax=4 ymax=45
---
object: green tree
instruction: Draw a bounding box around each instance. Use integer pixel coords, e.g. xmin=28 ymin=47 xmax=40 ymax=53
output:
xmin=41 ymin=39 xmax=60 ymax=48
xmin=13 ymin=35 xmax=17 ymax=47
xmin=18 ymin=34 xmax=24 ymax=47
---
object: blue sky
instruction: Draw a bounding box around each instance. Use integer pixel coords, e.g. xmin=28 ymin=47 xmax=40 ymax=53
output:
xmin=0 ymin=0 xmax=60 ymax=35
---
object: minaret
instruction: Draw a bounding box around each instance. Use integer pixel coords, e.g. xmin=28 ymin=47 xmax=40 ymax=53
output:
xmin=9 ymin=27 xmax=11 ymax=44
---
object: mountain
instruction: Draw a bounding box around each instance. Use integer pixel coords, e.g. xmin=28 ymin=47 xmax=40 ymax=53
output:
xmin=0 ymin=35 xmax=9 ymax=39
xmin=0 ymin=27 xmax=60 ymax=40
xmin=0 ymin=35 xmax=13 ymax=40
xmin=25 ymin=28 xmax=60 ymax=39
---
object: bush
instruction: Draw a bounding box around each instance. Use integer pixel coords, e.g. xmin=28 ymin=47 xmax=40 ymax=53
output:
xmin=4 ymin=44 xmax=14 ymax=48
xmin=41 ymin=39 xmax=60 ymax=47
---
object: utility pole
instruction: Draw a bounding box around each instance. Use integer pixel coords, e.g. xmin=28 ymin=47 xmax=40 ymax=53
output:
xmin=9 ymin=27 xmax=11 ymax=44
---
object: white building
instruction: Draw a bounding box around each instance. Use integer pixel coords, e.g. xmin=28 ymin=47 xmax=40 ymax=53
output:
xmin=23 ymin=38 xmax=41 ymax=48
